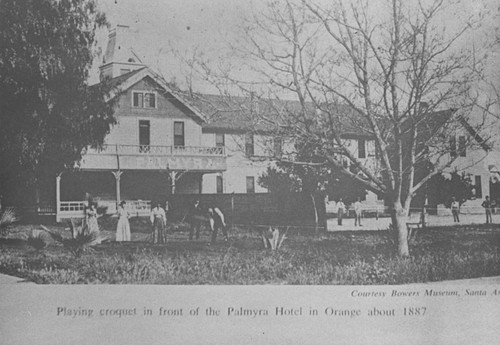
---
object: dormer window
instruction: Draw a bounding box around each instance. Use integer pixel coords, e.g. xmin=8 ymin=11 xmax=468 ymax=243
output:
xmin=133 ymin=91 xmax=156 ymax=109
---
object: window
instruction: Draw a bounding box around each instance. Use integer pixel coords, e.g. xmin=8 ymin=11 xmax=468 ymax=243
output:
xmin=133 ymin=92 xmax=143 ymax=108
xmin=216 ymin=175 xmax=223 ymax=194
xmin=367 ymin=140 xmax=376 ymax=157
xmin=450 ymin=136 xmax=457 ymax=158
xmin=174 ymin=122 xmax=185 ymax=147
xmin=139 ymin=120 xmax=150 ymax=153
xmin=245 ymin=133 xmax=254 ymax=157
xmin=246 ymin=176 xmax=255 ymax=193
xmin=358 ymin=139 xmax=366 ymax=158
xmin=273 ymin=137 xmax=282 ymax=157
xmin=133 ymin=91 xmax=156 ymax=108
xmin=475 ymin=176 xmax=482 ymax=198
xmin=458 ymin=136 xmax=466 ymax=157
xmin=216 ymin=133 xmax=225 ymax=147
xmin=144 ymin=93 xmax=156 ymax=108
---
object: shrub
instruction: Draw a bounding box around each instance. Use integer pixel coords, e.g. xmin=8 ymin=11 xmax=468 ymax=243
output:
xmin=43 ymin=224 xmax=98 ymax=258
xmin=261 ymin=227 xmax=289 ymax=250
xmin=0 ymin=208 xmax=19 ymax=236
xmin=0 ymin=225 xmax=499 ymax=284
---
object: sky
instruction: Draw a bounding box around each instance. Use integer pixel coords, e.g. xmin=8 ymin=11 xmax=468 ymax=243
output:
xmin=91 ymin=0 xmax=256 ymax=87
xmin=92 ymin=0 xmax=500 ymax=100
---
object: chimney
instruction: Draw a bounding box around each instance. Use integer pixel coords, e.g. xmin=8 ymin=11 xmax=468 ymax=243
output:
xmin=99 ymin=25 xmax=145 ymax=80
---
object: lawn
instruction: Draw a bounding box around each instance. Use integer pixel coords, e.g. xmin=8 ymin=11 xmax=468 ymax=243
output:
xmin=0 ymin=218 xmax=499 ymax=284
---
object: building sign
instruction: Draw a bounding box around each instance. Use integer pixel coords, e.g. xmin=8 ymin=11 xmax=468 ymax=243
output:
xmin=134 ymin=156 xmax=225 ymax=171
xmin=79 ymin=153 xmax=226 ymax=171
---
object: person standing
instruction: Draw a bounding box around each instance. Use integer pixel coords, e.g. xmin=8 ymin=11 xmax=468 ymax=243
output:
xmin=482 ymin=196 xmax=492 ymax=224
xmin=354 ymin=197 xmax=363 ymax=227
xmin=150 ymin=202 xmax=167 ymax=244
xmin=116 ymin=201 xmax=131 ymax=242
xmin=208 ymin=206 xmax=228 ymax=244
xmin=188 ymin=199 xmax=203 ymax=240
xmin=451 ymin=197 xmax=460 ymax=223
xmin=86 ymin=202 xmax=100 ymax=236
xmin=337 ymin=198 xmax=345 ymax=226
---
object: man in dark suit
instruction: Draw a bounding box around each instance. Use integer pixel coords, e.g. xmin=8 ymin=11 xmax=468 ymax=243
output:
xmin=188 ymin=199 xmax=203 ymax=240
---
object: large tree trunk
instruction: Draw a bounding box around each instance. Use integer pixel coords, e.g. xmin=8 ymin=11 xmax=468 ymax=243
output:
xmin=391 ymin=201 xmax=410 ymax=257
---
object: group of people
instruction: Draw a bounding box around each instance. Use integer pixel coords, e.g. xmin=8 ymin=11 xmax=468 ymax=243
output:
xmin=84 ymin=199 xmax=228 ymax=245
xmin=334 ymin=195 xmax=496 ymax=226
xmin=187 ymin=199 xmax=228 ymax=244
xmin=451 ymin=196 xmax=494 ymax=224
xmin=336 ymin=197 xmax=364 ymax=226
xmin=86 ymin=200 xmax=131 ymax=242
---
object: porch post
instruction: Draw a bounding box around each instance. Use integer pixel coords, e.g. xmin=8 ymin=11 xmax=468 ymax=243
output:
xmin=112 ymin=170 xmax=123 ymax=207
xmin=170 ymin=171 xmax=177 ymax=194
xmin=199 ymin=173 xmax=204 ymax=194
xmin=56 ymin=173 xmax=62 ymax=222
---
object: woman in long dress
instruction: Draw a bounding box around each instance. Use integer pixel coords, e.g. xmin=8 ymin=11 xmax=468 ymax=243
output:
xmin=86 ymin=202 xmax=100 ymax=236
xmin=116 ymin=201 xmax=131 ymax=242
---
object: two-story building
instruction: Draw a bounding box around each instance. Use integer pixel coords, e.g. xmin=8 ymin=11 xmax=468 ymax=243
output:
xmin=56 ymin=26 xmax=291 ymax=221
xmin=56 ymin=27 xmax=228 ymax=220
xmin=437 ymin=115 xmax=500 ymax=213
xmin=191 ymin=93 xmax=383 ymax=210
xmin=56 ymin=26 xmax=499 ymax=221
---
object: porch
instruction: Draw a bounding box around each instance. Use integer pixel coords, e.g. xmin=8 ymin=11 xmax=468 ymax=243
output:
xmin=55 ymin=144 xmax=227 ymax=221
xmin=79 ymin=144 xmax=226 ymax=171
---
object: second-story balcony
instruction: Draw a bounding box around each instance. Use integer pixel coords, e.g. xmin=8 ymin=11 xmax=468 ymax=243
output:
xmin=79 ymin=144 xmax=226 ymax=172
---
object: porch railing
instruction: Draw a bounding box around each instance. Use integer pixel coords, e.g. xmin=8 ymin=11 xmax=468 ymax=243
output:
xmin=58 ymin=200 xmax=152 ymax=220
xmin=88 ymin=145 xmax=225 ymax=156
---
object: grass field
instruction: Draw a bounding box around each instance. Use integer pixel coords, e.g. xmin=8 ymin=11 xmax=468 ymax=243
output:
xmin=0 ymin=219 xmax=499 ymax=284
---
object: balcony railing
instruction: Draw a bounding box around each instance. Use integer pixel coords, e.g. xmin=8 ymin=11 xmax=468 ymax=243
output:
xmin=88 ymin=145 xmax=225 ymax=156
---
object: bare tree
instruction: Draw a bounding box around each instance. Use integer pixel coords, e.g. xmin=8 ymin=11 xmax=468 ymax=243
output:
xmin=181 ymin=0 xmax=496 ymax=257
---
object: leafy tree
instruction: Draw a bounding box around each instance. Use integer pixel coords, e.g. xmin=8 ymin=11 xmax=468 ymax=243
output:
xmin=259 ymin=137 xmax=367 ymax=227
xmin=0 ymin=0 xmax=116 ymax=207
xmin=259 ymin=164 xmax=327 ymax=228
xmin=428 ymin=171 xmax=474 ymax=208
xmin=258 ymin=167 xmax=299 ymax=194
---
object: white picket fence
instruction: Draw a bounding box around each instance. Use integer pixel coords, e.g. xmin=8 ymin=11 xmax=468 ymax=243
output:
xmin=57 ymin=200 xmax=152 ymax=220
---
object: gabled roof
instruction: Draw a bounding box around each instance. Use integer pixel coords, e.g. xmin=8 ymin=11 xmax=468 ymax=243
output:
xmin=192 ymin=93 xmax=291 ymax=133
xmin=107 ymin=67 xmax=147 ymax=88
xmin=181 ymin=92 xmax=373 ymax=137
xmin=104 ymin=67 xmax=208 ymax=124
xmin=101 ymin=69 xmax=478 ymax=147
